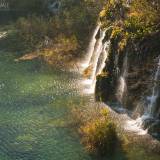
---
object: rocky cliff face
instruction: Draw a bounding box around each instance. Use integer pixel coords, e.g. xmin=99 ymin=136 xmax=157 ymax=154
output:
xmin=95 ymin=0 xmax=160 ymax=137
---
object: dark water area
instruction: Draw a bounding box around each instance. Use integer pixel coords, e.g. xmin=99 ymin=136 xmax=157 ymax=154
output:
xmin=0 ymin=10 xmax=28 ymax=25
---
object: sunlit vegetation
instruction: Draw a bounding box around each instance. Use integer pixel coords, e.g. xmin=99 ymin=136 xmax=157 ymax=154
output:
xmin=83 ymin=65 xmax=93 ymax=78
xmin=125 ymin=0 xmax=160 ymax=38
xmin=0 ymin=1 xmax=160 ymax=160
xmin=1 ymin=0 xmax=159 ymax=66
xmin=71 ymin=106 xmax=119 ymax=157
xmin=0 ymin=0 xmax=108 ymax=67
xmin=80 ymin=114 xmax=117 ymax=156
xmin=100 ymin=0 xmax=160 ymax=40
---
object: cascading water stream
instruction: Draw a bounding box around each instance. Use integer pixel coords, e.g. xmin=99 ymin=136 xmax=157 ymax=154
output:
xmin=87 ymin=25 xmax=113 ymax=80
xmin=147 ymin=57 xmax=160 ymax=117
xmin=89 ymin=29 xmax=106 ymax=83
xmin=96 ymin=41 xmax=110 ymax=75
xmin=81 ymin=25 xmax=160 ymax=137
xmin=81 ymin=25 xmax=100 ymax=68
xmin=127 ymin=57 xmax=160 ymax=134
xmin=116 ymin=53 xmax=128 ymax=103
xmin=89 ymin=39 xmax=110 ymax=93
xmin=114 ymin=53 xmax=148 ymax=135
xmin=82 ymin=26 xmax=111 ymax=94
xmin=82 ymin=26 xmax=156 ymax=135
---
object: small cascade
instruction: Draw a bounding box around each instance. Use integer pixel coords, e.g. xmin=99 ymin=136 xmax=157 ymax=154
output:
xmin=82 ymin=26 xmax=111 ymax=94
xmin=147 ymin=57 xmax=160 ymax=117
xmin=131 ymin=57 xmax=160 ymax=135
xmin=96 ymin=41 xmax=110 ymax=75
xmin=89 ymin=29 xmax=106 ymax=81
xmin=81 ymin=25 xmax=100 ymax=68
xmin=116 ymin=53 xmax=128 ymax=103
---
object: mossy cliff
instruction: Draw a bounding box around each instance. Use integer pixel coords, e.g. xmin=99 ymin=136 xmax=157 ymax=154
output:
xmin=95 ymin=0 xmax=160 ymax=135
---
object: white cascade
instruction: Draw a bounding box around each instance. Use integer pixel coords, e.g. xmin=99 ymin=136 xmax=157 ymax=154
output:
xmin=83 ymin=27 xmax=111 ymax=94
xmin=133 ymin=57 xmax=160 ymax=132
xmin=89 ymin=29 xmax=107 ymax=81
xmin=147 ymin=57 xmax=160 ymax=116
xmin=81 ymin=25 xmax=100 ymax=68
xmin=116 ymin=53 xmax=128 ymax=103
xmin=96 ymin=41 xmax=110 ymax=75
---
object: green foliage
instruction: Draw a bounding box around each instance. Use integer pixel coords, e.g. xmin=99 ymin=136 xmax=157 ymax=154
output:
xmin=40 ymin=34 xmax=78 ymax=66
xmin=99 ymin=0 xmax=126 ymax=27
xmin=3 ymin=0 xmax=108 ymax=65
xmin=111 ymin=26 xmax=124 ymax=38
xmin=100 ymin=0 xmax=160 ymax=39
xmin=124 ymin=0 xmax=160 ymax=38
xmin=15 ymin=16 xmax=51 ymax=51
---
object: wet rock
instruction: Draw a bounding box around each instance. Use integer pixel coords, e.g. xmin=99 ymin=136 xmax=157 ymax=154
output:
xmin=142 ymin=118 xmax=155 ymax=129
xmin=148 ymin=121 xmax=160 ymax=138
xmin=95 ymin=28 xmax=160 ymax=136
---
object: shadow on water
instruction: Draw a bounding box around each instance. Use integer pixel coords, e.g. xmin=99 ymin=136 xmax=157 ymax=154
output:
xmin=93 ymin=142 xmax=128 ymax=160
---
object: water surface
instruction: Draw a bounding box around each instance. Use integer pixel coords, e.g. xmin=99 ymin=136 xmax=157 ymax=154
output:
xmin=0 ymin=51 xmax=160 ymax=160
xmin=0 ymin=51 xmax=92 ymax=160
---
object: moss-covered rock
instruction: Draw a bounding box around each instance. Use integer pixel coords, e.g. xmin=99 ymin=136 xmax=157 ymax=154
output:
xmin=96 ymin=0 xmax=160 ymax=135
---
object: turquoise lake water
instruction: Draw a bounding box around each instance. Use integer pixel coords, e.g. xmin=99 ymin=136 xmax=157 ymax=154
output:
xmin=0 ymin=51 xmax=93 ymax=160
xmin=0 ymin=51 xmax=160 ymax=160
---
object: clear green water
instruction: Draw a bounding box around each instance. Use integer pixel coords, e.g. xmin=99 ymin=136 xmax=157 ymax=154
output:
xmin=0 ymin=51 xmax=92 ymax=160
xmin=0 ymin=51 xmax=160 ymax=160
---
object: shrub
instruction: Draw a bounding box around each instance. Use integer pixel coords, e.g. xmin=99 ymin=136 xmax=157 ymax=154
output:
xmin=15 ymin=16 xmax=56 ymax=51
xmin=40 ymin=34 xmax=78 ymax=66
xmin=99 ymin=0 xmax=126 ymax=25
xmin=80 ymin=117 xmax=117 ymax=156
xmin=124 ymin=0 xmax=160 ymax=38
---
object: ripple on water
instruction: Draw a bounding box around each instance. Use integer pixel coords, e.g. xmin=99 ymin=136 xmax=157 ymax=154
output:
xmin=0 ymin=52 xmax=92 ymax=160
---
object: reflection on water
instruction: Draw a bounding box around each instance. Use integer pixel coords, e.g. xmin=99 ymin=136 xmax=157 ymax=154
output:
xmin=0 ymin=52 xmax=92 ymax=160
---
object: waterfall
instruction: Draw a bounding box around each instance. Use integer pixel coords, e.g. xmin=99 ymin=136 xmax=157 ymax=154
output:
xmin=83 ymin=26 xmax=111 ymax=94
xmin=131 ymin=57 xmax=160 ymax=134
xmin=81 ymin=25 xmax=100 ymax=68
xmin=89 ymin=29 xmax=106 ymax=81
xmin=96 ymin=41 xmax=110 ymax=75
xmin=116 ymin=53 xmax=128 ymax=103
xmin=147 ymin=57 xmax=160 ymax=117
